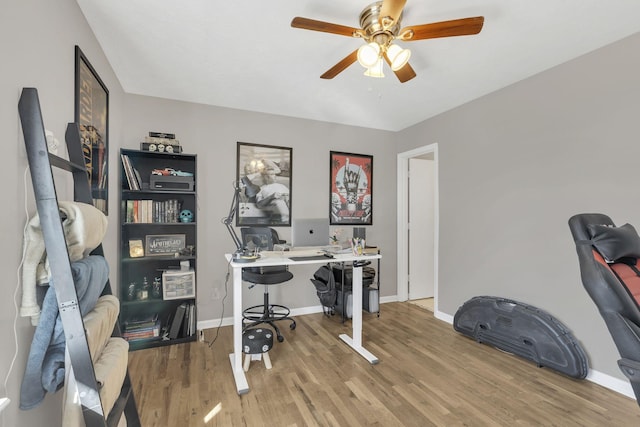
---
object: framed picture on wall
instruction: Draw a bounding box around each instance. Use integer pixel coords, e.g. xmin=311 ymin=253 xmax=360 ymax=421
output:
xmin=236 ymin=142 xmax=292 ymax=226
xmin=75 ymin=45 xmax=109 ymax=215
xmin=329 ymin=151 xmax=373 ymax=225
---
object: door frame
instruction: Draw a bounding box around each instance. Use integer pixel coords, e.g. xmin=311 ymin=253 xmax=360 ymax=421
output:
xmin=397 ymin=143 xmax=439 ymax=311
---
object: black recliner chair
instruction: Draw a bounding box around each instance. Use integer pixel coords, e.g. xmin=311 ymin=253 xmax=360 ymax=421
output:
xmin=241 ymin=227 xmax=296 ymax=342
xmin=569 ymin=213 xmax=640 ymax=405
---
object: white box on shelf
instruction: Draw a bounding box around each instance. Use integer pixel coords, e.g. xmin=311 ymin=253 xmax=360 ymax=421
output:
xmin=162 ymin=270 xmax=196 ymax=300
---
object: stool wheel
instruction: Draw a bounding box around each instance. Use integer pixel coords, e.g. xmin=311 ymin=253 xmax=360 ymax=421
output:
xmin=277 ymin=335 xmax=284 ymax=343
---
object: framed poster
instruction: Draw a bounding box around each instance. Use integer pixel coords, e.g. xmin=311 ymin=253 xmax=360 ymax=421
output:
xmin=330 ymin=151 xmax=373 ymax=225
xmin=75 ymin=45 xmax=109 ymax=215
xmin=236 ymin=142 xmax=292 ymax=226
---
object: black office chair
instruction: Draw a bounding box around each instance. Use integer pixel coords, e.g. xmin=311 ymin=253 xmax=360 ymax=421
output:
xmin=569 ymin=213 xmax=640 ymax=405
xmin=241 ymin=227 xmax=296 ymax=342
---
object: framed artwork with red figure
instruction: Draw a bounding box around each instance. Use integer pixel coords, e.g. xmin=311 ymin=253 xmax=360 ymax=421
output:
xmin=329 ymin=151 xmax=373 ymax=225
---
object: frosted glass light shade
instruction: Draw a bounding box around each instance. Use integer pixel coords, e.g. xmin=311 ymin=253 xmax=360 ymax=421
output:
xmin=357 ymin=42 xmax=381 ymax=68
xmin=364 ymin=58 xmax=385 ymax=78
xmin=387 ymin=43 xmax=411 ymax=71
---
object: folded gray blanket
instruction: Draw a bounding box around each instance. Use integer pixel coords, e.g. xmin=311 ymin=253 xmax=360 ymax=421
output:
xmin=20 ymin=255 xmax=109 ymax=410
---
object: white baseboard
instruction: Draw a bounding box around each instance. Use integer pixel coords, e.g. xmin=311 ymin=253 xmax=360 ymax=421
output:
xmin=434 ymin=309 xmax=635 ymax=400
xmin=197 ymin=297 xmax=635 ymax=400
xmin=586 ymin=369 xmax=635 ymax=399
xmin=197 ymin=304 xmax=328 ymax=331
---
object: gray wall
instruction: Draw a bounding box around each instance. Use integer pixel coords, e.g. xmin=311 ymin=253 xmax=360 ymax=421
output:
xmin=397 ymin=32 xmax=640 ymax=382
xmin=2 ymin=0 xmax=124 ymax=424
xmin=3 ymin=1 xmax=397 ymax=424
xmin=121 ymin=95 xmax=397 ymax=321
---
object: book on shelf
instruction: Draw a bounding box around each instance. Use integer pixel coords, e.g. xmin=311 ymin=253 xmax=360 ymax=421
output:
xmin=123 ymin=319 xmax=161 ymax=342
xmin=133 ymin=168 xmax=143 ymax=190
xmin=124 ymin=199 xmax=182 ymax=224
xmin=168 ymin=302 xmax=188 ymax=339
xmin=188 ymin=302 xmax=196 ymax=336
xmin=182 ymin=303 xmax=190 ymax=337
xmin=120 ymin=154 xmax=141 ymax=190
xmin=124 ymin=313 xmax=158 ymax=329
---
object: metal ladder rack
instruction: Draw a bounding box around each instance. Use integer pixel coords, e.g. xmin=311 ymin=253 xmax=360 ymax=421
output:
xmin=18 ymin=87 xmax=140 ymax=427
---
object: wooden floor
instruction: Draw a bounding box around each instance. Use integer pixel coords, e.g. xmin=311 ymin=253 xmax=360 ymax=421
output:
xmin=128 ymin=302 xmax=640 ymax=426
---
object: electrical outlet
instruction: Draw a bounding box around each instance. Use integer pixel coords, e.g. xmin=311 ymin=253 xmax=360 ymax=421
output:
xmin=211 ymin=285 xmax=223 ymax=300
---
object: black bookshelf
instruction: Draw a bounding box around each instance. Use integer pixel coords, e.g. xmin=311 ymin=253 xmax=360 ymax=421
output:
xmin=119 ymin=148 xmax=197 ymax=350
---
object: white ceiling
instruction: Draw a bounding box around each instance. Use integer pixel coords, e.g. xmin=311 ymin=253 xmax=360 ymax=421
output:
xmin=76 ymin=0 xmax=640 ymax=132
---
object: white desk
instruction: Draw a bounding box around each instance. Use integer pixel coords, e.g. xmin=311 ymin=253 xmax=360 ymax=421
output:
xmin=225 ymin=250 xmax=381 ymax=395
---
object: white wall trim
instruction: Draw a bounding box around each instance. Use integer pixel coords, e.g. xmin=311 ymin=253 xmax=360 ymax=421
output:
xmin=199 ymin=297 xmax=634 ymax=400
xmin=197 ymin=297 xmax=400 ymax=331
xmin=397 ymin=144 xmax=439 ymax=309
xmin=586 ymin=369 xmax=635 ymax=399
xmin=434 ymin=312 xmax=636 ymax=400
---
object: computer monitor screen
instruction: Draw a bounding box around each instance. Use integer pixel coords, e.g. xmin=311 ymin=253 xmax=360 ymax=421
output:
xmin=292 ymin=218 xmax=329 ymax=247
xmin=241 ymin=227 xmax=274 ymax=251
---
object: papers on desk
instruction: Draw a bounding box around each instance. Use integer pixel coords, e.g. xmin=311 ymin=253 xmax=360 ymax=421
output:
xmin=324 ymin=247 xmax=352 ymax=255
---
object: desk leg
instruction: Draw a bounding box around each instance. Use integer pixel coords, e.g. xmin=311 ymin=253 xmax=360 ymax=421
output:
xmin=229 ymin=266 xmax=249 ymax=394
xmin=339 ymin=265 xmax=379 ymax=364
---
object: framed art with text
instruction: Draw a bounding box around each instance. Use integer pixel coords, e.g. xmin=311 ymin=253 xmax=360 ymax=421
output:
xmin=330 ymin=151 xmax=373 ymax=225
xmin=236 ymin=142 xmax=292 ymax=226
xmin=75 ymin=45 xmax=109 ymax=215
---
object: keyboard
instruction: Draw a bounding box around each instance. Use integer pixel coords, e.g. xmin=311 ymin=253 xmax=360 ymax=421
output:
xmin=288 ymin=255 xmax=333 ymax=261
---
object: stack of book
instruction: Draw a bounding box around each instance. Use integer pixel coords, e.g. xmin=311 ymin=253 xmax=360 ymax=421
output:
xmin=123 ymin=199 xmax=182 ymax=223
xmin=122 ymin=313 xmax=162 ymax=343
xmin=168 ymin=301 xmax=196 ymax=340
xmin=121 ymin=153 xmax=142 ymax=190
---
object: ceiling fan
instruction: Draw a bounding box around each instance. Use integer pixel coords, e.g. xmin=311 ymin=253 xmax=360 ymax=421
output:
xmin=291 ymin=0 xmax=484 ymax=83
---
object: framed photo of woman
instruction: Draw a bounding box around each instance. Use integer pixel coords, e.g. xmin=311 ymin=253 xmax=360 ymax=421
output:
xmin=236 ymin=142 xmax=292 ymax=226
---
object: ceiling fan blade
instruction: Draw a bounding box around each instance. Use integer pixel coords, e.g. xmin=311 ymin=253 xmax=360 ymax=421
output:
xmin=379 ymin=0 xmax=407 ymax=25
xmin=320 ymin=50 xmax=359 ymax=79
xmin=393 ymin=63 xmax=416 ymax=83
xmin=291 ymin=17 xmax=362 ymax=37
xmin=383 ymin=53 xmax=416 ymax=83
xmin=400 ymin=16 xmax=484 ymax=41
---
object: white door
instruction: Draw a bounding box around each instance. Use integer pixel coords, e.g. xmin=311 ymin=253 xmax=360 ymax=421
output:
xmin=408 ymin=158 xmax=434 ymax=299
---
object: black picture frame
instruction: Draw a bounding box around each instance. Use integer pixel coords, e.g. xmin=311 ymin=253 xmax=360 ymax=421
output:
xmin=75 ymin=45 xmax=109 ymax=215
xmin=330 ymin=151 xmax=373 ymax=225
xmin=236 ymin=142 xmax=292 ymax=227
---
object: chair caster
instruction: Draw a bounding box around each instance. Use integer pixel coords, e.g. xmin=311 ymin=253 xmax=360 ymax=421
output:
xmin=277 ymin=335 xmax=285 ymax=343
xmin=290 ymin=321 xmax=296 ymax=330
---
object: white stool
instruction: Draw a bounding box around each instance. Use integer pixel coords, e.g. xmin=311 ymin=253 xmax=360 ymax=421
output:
xmin=242 ymin=328 xmax=274 ymax=372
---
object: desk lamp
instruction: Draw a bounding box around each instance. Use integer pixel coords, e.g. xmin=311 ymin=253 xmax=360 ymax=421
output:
xmin=223 ymin=177 xmax=261 ymax=262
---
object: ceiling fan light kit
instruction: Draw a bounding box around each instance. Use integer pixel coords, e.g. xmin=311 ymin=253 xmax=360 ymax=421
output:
xmin=357 ymin=42 xmax=381 ymax=68
xmin=386 ymin=43 xmax=411 ymax=71
xmin=291 ymin=0 xmax=484 ymax=83
xmin=364 ymin=59 xmax=385 ymax=78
